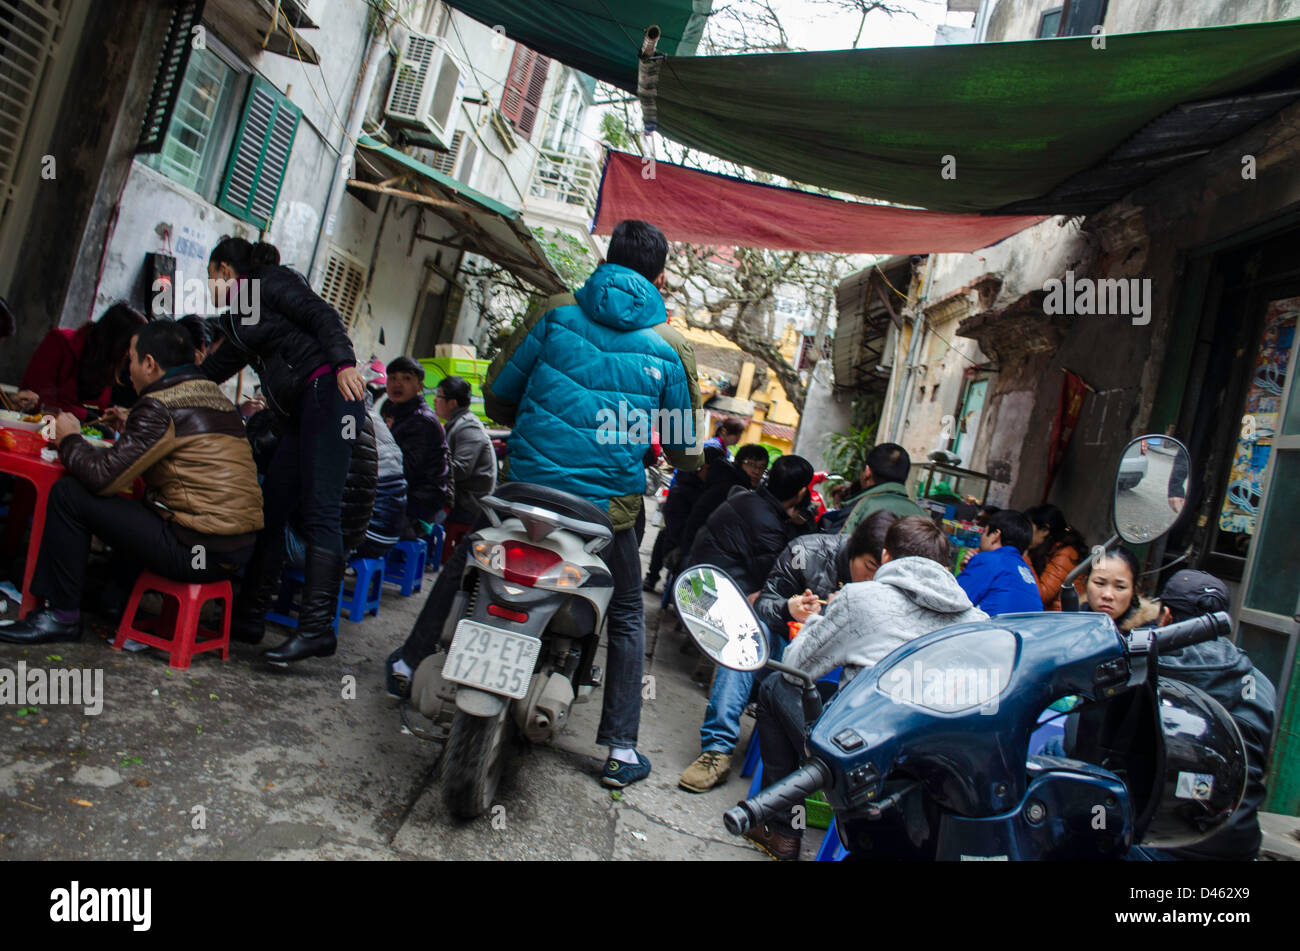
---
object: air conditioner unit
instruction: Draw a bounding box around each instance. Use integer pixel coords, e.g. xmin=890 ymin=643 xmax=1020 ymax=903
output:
xmin=384 ymin=31 xmax=465 ymax=149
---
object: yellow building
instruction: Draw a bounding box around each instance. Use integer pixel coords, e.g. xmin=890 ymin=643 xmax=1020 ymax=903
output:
xmin=672 ymin=314 xmax=803 ymax=454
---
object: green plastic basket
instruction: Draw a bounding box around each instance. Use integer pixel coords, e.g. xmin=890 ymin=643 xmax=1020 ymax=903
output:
xmin=805 ymin=789 xmax=832 ymax=829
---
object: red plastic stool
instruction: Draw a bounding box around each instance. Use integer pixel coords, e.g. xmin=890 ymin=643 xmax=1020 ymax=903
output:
xmin=442 ymin=521 xmax=470 ymax=561
xmin=113 ymin=572 xmax=232 ymax=669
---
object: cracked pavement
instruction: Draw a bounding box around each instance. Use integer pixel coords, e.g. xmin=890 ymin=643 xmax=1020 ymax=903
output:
xmin=0 ymin=505 xmax=832 ymax=861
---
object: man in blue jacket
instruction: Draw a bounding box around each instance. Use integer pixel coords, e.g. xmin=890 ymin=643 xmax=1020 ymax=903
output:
xmin=386 ymin=220 xmax=702 ymax=790
xmin=956 ymin=509 xmax=1042 ymax=615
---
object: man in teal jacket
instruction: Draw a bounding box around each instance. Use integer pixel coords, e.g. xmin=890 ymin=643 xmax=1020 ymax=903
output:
xmin=387 ymin=220 xmax=702 ymax=789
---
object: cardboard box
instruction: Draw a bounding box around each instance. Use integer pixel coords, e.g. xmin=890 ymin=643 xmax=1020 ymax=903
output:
xmin=433 ymin=343 xmax=475 ymax=359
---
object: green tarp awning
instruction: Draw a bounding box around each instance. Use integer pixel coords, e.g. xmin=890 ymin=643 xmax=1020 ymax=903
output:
xmin=444 ymin=0 xmax=713 ymax=90
xmin=352 ymin=136 xmax=566 ymax=294
xmin=653 ymin=19 xmax=1300 ymax=212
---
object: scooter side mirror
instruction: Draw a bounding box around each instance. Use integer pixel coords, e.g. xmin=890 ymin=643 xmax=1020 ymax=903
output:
xmin=672 ymin=566 xmax=769 ymax=672
xmin=1059 ymin=434 xmax=1192 ymax=611
xmin=1113 ymin=434 xmax=1190 ymax=545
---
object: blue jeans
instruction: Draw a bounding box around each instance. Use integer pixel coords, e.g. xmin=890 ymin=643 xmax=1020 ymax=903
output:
xmin=596 ymin=527 xmax=646 ymax=749
xmin=700 ymin=619 xmax=783 ymax=754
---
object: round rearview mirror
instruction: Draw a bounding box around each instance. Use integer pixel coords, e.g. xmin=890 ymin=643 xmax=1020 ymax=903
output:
xmin=672 ymin=566 xmax=769 ymax=672
xmin=1113 ymin=434 xmax=1190 ymax=545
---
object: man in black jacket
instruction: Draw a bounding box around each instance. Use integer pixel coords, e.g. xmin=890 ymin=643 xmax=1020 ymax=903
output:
xmin=385 ymin=356 xmax=452 ymax=537
xmin=678 ymin=508 xmax=894 ymax=792
xmin=686 ymin=454 xmax=814 ymax=594
xmin=671 ymin=443 xmax=770 ymax=572
xmin=643 ymin=445 xmax=722 ymax=593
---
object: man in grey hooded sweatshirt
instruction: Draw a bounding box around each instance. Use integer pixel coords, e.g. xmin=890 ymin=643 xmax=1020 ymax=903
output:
xmin=746 ymin=515 xmax=988 ymax=860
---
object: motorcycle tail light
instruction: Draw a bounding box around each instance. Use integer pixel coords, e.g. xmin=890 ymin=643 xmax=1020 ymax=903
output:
xmin=536 ymin=561 xmax=589 ymax=589
xmin=1140 ymin=440 xmax=1148 ymax=455
xmin=472 ymin=539 xmax=563 ymax=585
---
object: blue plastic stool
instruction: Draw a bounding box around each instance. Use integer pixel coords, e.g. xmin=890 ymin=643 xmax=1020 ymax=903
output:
xmin=384 ymin=539 xmax=427 ymax=596
xmin=343 ymin=557 xmax=384 ymax=622
xmin=266 ymin=567 xmax=344 ymax=635
xmin=816 ymin=816 xmax=848 ymax=861
xmin=425 ymin=523 xmax=445 ymax=571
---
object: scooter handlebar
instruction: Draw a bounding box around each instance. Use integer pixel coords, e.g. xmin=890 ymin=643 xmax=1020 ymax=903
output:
xmin=1150 ymin=611 xmax=1231 ymax=653
xmin=723 ymin=759 xmax=831 ymax=836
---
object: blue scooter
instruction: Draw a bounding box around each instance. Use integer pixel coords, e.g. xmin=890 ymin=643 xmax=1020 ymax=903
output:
xmin=672 ymin=434 xmax=1247 ymax=859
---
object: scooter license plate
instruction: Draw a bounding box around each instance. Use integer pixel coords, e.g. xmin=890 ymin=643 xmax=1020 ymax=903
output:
xmin=443 ymin=620 xmax=541 ymax=700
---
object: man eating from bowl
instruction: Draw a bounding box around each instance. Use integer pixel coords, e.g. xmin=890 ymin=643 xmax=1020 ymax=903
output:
xmin=0 ymin=321 xmax=264 ymax=644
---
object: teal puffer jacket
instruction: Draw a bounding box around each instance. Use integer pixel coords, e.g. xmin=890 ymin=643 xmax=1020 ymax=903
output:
xmin=489 ymin=264 xmax=696 ymax=507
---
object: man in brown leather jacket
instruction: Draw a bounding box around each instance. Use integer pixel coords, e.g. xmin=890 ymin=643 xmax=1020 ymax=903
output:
xmin=0 ymin=320 xmax=263 ymax=644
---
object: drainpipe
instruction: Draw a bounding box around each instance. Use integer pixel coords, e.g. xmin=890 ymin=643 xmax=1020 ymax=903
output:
xmin=888 ymin=257 xmax=934 ymax=442
xmin=308 ymin=26 xmax=387 ymax=285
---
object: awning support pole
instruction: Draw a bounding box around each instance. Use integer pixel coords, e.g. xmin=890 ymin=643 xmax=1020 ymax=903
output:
xmin=637 ymin=25 xmax=662 ymax=135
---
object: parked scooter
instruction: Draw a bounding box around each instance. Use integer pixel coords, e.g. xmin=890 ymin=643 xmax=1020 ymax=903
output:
xmin=407 ymin=483 xmax=614 ymax=819
xmin=672 ymin=436 xmax=1247 ymax=859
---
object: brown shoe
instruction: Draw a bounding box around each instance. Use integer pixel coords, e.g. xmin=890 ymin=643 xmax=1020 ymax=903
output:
xmin=678 ymin=751 xmax=732 ymax=793
xmin=745 ymin=822 xmax=801 ymax=861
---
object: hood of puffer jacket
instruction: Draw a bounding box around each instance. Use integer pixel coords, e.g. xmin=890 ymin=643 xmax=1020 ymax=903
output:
xmin=573 ymin=263 xmax=666 ymax=332
xmin=1084 ymin=595 xmax=1162 ymax=632
xmin=873 ymin=556 xmax=977 ymax=614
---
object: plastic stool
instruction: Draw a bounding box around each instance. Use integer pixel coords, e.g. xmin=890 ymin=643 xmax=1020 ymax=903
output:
xmin=343 ymin=557 xmax=384 ymax=622
xmin=384 ymin=539 xmax=426 ymax=596
xmin=113 ymin=572 xmax=232 ymax=670
xmin=816 ymin=816 xmax=848 ymax=862
xmin=442 ymin=521 xmax=470 ymax=561
xmin=425 ymin=523 xmax=445 ymax=571
xmin=266 ymin=567 xmax=344 ymax=634
xmin=740 ymin=728 xmax=762 ymax=779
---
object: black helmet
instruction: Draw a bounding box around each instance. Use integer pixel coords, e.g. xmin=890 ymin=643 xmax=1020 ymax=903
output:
xmin=1139 ymin=677 xmax=1247 ymax=848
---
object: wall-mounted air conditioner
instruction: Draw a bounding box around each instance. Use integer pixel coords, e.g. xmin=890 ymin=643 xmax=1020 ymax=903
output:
xmin=384 ymin=31 xmax=465 ymax=149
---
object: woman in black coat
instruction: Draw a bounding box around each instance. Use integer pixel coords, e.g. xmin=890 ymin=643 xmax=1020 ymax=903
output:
xmin=203 ymin=238 xmax=366 ymax=665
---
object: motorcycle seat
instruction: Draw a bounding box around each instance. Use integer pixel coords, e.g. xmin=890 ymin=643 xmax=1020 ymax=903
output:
xmin=490 ymin=482 xmax=614 ymax=536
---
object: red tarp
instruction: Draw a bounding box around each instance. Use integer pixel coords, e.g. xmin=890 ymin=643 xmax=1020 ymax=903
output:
xmin=592 ymin=151 xmax=1047 ymax=254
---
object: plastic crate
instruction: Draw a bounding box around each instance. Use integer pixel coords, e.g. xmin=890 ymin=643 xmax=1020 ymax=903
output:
xmin=419 ymin=356 xmax=493 ymax=424
xmin=805 ymin=790 xmax=833 ymax=830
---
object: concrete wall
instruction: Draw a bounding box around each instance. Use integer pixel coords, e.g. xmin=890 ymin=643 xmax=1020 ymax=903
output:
xmin=0 ymin=0 xmax=165 ymax=384
xmin=792 ymin=359 xmax=855 ymax=473
xmin=980 ymin=0 xmax=1300 ymax=41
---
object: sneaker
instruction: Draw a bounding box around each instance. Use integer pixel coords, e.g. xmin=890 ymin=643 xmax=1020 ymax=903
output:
xmin=642 ymin=576 xmax=658 ymax=594
xmin=601 ymin=751 xmax=651 ymax=789
xmin=386 ymin=648 xmax=412 ymax=700
xmin=744 ymin=822 xmax=801 ymax=861
xmin=678 ymin=751 xmax=732 ymax=793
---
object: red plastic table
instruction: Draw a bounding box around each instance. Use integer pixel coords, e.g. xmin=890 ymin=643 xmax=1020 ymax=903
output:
xmin=0 ymin=448 xmax=64 ymax=619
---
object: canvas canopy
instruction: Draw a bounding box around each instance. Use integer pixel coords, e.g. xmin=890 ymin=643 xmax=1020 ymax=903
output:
xmin=352 ymin=136 xmax=565 ymax=294
xmin=593 ymin=150 xmax=1045 ymax=253
xmin=642 ymin=18 xmax=1300 ymax=212
xmin=444 ymin=0 xmax=712 ymax=90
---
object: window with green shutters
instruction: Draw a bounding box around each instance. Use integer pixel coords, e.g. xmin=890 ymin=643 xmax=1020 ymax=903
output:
xmin=216 ymin=75 xmax=301 ymax=229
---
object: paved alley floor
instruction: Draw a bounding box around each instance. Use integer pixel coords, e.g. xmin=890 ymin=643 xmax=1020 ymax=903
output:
xmin=0 ymin=505 xmax=827 ymax=861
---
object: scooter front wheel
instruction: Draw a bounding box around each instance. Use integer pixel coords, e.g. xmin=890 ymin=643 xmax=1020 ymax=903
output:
xmin=441 ymin=705 xmax=512 ymax=820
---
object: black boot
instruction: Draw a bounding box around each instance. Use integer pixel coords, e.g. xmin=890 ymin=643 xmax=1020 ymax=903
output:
xmin=263 ymin=544 xmax=342 ymax=666
xmin=231 ymin=538 xmax=285 ymax=644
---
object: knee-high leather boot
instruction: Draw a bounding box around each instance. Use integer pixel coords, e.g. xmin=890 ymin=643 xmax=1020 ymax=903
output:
xmin=230 ymin=536 xmax=286 ymax=644
xmin=263 ymin=544 xmax=342 ymax=665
